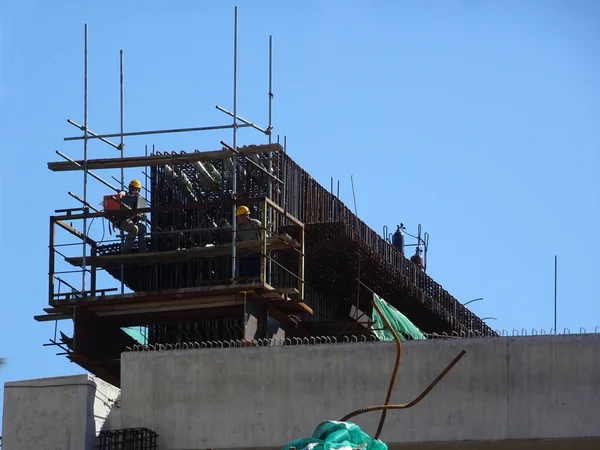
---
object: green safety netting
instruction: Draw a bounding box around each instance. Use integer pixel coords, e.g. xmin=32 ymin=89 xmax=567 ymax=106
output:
xmin=283 ymin=421 xmax=387 ymax=450
xmin=371 ymin=293 xmax=427 ymax=341
xmin=121 ymin=327 xmax=148 ymax=345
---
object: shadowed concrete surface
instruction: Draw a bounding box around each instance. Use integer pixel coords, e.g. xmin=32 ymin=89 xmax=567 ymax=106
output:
xmin=1 ymin=374 xmax=120 ymax=450
xmin=118 ymin=334 xmax=600 ymax=449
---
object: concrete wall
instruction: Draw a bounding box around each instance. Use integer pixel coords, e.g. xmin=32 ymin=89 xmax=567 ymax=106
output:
xmin=2 ymin=374 xmax=120 ymax=450
xmin=120 ymin=334 xmax=600 ymax=449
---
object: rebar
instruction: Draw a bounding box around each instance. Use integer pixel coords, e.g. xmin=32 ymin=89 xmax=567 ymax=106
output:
xmin=371 ymin=299 xmax=402 ymax=439
xmin=339 ymin=349 xmax=466 ymax=423
xmin=64 ymin=15 xmax=494 ymax=349
xmin=93 ymin=148 xmax=495 ymax=344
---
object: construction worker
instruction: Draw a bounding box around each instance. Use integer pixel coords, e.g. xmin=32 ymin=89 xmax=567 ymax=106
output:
xmin=235 ymin=205 xmax=261 ymax=241
xmin=235 ymin=205 xmax=262 ymax=280
xmin=116 ymin=180 xmax=147 ymax=253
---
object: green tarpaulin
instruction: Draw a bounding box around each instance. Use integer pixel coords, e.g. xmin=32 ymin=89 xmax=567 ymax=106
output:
xmin=372 ymin=293 xmax=426 ymax=341
xmin=121 ymin=327 xmax=148 ymax=345
xmin=283 ymin=421 xmax=387 ymax=450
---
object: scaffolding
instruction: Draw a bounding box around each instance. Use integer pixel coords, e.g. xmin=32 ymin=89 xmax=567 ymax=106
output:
xmin=35 ymin=7 xmax=497 ymax=387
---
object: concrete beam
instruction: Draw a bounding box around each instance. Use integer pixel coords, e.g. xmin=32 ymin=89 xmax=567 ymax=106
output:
xmin=119 ymin=334 xmax=600 ymax=449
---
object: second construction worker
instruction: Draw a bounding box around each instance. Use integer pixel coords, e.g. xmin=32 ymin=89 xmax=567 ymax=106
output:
xmin=116 ymin=180 xmax=147 ymax=253
xmin=236 ymin=205 xmax=262 ymax=279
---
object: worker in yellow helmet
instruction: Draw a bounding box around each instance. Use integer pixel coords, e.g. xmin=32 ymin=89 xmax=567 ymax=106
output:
xmin=235 ymin=205 xmax=262 ymax=281
xmin=235 ymin=205 xmax=261 ymax=241
xmin=115 ymin=180 xmax=147 ymax=253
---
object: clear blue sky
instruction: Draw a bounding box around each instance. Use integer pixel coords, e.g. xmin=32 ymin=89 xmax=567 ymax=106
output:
xmin=1 ymin=0 xmax=599 ymax=427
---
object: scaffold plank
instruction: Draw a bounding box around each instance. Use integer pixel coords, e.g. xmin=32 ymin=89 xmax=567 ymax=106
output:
xmin=47 ymin=143 xmax=283 ymax=172
xmin=64 ymin=235 xmax=301 ymax=268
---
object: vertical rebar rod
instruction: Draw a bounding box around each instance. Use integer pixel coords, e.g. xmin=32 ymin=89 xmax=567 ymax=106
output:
xmin=554 ymin=255 xmax=557 ymax=333
xmin=82 ymin=23 xmax=89 ymax=293
xmin=145 ymin=144 xmax=148 ymax=194
xmin=120 ymin=50 xmax=125 ymax=190
xmin=351 ymin=175 xmax=358 ymax=228
xmin=283 ymin=135 xmax=287 ymax=212
xmin=268 ymin=35 xmax=273 ymax=145
xmin=231 ymin=6 xmax=239 ymax=280
xmin=120 ymin=49 xmax=125 ymax=294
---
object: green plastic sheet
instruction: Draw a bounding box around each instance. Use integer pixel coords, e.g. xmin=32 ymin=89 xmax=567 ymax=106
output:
xmin=282 ymin=421 xmax=387 ymax=450
xmin=372 ymin=293 xmax=426 ymax=341
xmin=121 ymin=327 xmax=148 ymax=345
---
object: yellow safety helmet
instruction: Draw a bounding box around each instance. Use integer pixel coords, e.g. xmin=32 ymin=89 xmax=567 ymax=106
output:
xmin=236 ymin=205 xmax=250 ymax=217
xmin=129 ymin=180 xmax=142 ymax=189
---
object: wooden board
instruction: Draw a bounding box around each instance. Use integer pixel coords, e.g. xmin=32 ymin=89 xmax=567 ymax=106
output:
xmin=65 ymin=235 xmax=300 ymax=268
xmin=48 ymin=143 xmax=283 ymax=172
xmin=54 ymin=283 xmax=263 ymax=307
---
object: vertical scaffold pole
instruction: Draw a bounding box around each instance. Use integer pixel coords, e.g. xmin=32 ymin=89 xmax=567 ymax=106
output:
xmin=231 ymin=6 xmax=239 ymax=280
xmin=119 ymin=49 xmax=125 ymax=294
xmin=82 ymin=23 xmax=89 ymax=294
xmin=267 ymin=34 xmax=273 ymax=284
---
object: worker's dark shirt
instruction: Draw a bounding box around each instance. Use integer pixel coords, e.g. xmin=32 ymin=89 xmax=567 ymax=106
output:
xmin=237 ymin=218 xmax=262 ymax=241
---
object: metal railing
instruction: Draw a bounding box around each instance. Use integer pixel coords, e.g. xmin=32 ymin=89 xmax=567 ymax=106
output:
xmin=48 ymin=196 xmax=305 ymax=305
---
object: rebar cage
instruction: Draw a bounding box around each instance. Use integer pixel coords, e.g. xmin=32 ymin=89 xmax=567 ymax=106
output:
xmin=95 ymin=427 xmax=158 ymax=450
xmin=48 ymin=146 xmax=495 ymax=342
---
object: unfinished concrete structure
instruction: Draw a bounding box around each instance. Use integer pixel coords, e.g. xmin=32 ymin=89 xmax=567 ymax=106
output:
xmin=0 ymin=9 xmax=596 ymax=450
xmin=34 ymin=12 xmax=496 ymax=391
xmin=3 ymin=334 xmax=600 ymax=449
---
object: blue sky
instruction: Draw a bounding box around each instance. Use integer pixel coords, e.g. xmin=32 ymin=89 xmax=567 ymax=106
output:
xmin=1 ymin=0 xmax=599 ymax=427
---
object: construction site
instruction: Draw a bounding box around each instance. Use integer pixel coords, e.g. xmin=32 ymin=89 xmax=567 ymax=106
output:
xmin=33 ymin=10 xmax=498 ymax=390
xmin=8 ymin=6 xmax=598 ymax=450
xmin=1 ymin=5 xmax=600 ymax=450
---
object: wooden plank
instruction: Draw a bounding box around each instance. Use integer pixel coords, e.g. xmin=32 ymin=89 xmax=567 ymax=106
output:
xmin=34 ymin=313 xmax=73 ymax=322
xmin=64 ymin=235 xmax=300 ymax=268
xmin=48 ymin=143 xmax=283 ymax=172
xmin=261 ymin=291 xmax=283 ymax=299
xmin=94 ymin=301 xmax=242 ymax=317
xmin=56 ymin=283 xmax=262 ymax=307
xmin=44 ymin=306 xmax=72 ymax=313
xmin=89 ymin=294 xmax=241 ymax=313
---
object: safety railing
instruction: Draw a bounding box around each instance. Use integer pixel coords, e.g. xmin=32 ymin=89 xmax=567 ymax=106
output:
xmin=48 ymin=196 xmax=304 ymax=306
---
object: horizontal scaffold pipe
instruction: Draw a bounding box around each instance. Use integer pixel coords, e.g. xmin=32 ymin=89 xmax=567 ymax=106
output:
xmin=63 ymin=122 xmax=255 ymax=141
xmin=47 ymin=143 xmax=283 ymax=172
